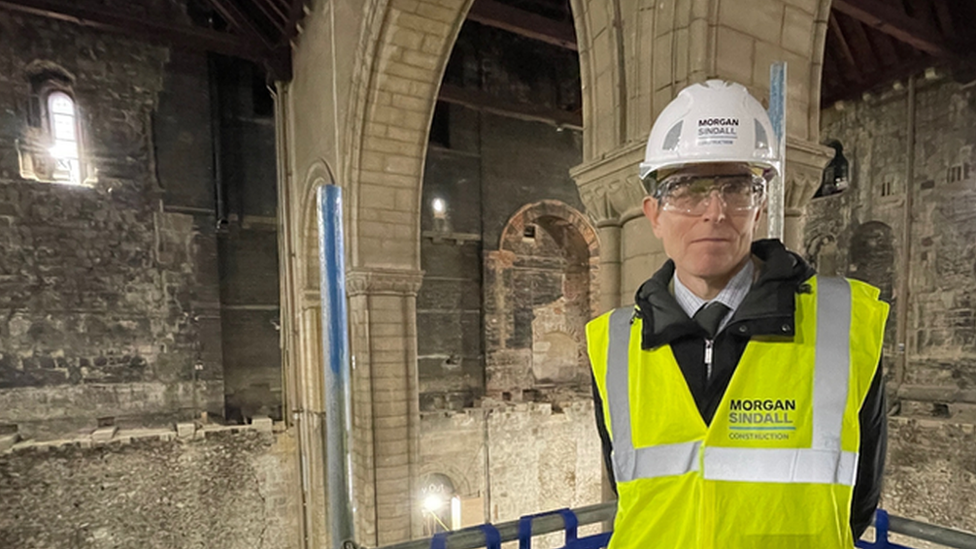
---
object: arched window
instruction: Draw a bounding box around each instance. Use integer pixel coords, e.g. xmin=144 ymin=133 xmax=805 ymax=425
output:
xmin=18 ymin=63 xmax=93 ymax=186
xmin=46 ymin=91 xmax=81 ymax=185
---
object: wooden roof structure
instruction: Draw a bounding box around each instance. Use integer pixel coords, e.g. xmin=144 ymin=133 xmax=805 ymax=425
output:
xmin=2 ymin=0 xmax=973 ymax=100
xmin=472 ymin=0 xmax=976 ymax=105
xmin=0 ymin=0 xmax=306 ymax=80
xmin=824 ymin=0 xmax=976 ymax=104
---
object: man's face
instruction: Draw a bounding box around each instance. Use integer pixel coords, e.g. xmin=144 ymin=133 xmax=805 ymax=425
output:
xmin=643 ymin=163 xmax=764 ymax=281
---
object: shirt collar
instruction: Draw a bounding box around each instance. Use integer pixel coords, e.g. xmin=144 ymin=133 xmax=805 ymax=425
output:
xmin=673 ymin=259 xmax=755 ymax=320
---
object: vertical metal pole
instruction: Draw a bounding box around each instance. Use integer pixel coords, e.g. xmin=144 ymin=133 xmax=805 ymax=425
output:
xmin=896 ymin=76 xmax=917 ymax=389
xmin=768 ymin=62 xmax=787 ymax=241
xmin=318 ymin=184 xmax=355 ymax=548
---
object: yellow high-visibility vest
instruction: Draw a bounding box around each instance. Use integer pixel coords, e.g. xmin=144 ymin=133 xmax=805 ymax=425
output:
xmin=586 ymin=276 xmax=888 ymax=549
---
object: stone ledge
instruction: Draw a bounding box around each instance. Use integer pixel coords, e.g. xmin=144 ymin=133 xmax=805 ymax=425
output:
xmin=1 ymin=421 xmax=287 ymax=455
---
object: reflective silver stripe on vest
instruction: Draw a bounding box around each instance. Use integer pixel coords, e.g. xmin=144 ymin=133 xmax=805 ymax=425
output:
xmin=703 ymin=447 xmax=858 ymax=485
xmin=812 ymin=277 xmax=852 ymax=454
xmin=606 ymin=308 xmax=702 ymax=482
xmin=605 ymin=277 xmax=857 ymax=485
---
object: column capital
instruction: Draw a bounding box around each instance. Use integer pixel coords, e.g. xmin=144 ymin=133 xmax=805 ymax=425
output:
xmin=570 ymin=141 xmax=646 ymax=227
xmin=785 ymin=137 xmax=834 ymax=211
xmin=346 ymin=268 xmax=425 ymax=297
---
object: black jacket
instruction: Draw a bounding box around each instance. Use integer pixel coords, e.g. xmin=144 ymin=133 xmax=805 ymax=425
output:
xmin=591 ymin=239 xmax=886 ymax=540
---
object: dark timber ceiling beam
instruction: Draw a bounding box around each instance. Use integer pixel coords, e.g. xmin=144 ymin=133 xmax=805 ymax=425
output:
xmin=0 ymin=0 xmax=258 ymax=57
xmin=822 ymin=55 xmax=935 ymax=105
xmin=932 ymin=0 xmax=956 ymax=41
xmin=832 ymin=0 xmax=955 ymax=57
xmin=438 ymin=83 xmax=582 ymax=130
xmin=828 ymin=12 xmax=861 ymax=82
xmin=284 ymin=0 xmax=305 ymax=46
xmin=207 ymin=0 xmax=275 ymax=50
xmin=467 ymin=0 xmax=577 ymax=51
xmin=0 ymin=0 xmax=292 ymax=80
xmin=247 ymin=0 xmax=287 ymax=35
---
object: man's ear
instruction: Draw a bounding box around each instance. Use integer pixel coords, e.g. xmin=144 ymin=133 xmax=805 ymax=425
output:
xmin=643 ymin=196 xmax=664 ymax=238
xmin=754 ymin=198 xmax=765 ymax=223
xmin=749 ymin=197 xmax=766 ymax=238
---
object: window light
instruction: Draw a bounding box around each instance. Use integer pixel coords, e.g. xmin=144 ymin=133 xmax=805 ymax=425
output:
xmin=47 ymin=91 xmax=81 ymax=185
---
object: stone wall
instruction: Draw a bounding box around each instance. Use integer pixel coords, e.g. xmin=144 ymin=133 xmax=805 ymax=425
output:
xmin=0 ymin=8 xmax=288 ymax=548
xmin=417 ymin=20 xmax=589 ymax=411
xmin=0 ymin=9 xmax=224 ymax=438
xmin=807 ymin=75 xmax=976 ymax=404
xmin=885 ymin=417 xmax=976 ymax=534
xmin=213 ymin=58 xmax=282 ymax=422
xmin=0 ymin=7 xmax=282 ymax=436
xmin=805 ymin=74 xmax=976 ymax=531
xmin=419 ymin=400 xmax=602 ymax=535
xmin=0 ymin=423 xmax=300 ymax=549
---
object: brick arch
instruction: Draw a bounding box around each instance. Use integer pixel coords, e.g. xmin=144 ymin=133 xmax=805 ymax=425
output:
xmin=499 ymin=200 xmax=599 ymax=261
xmin=486 ymin=200 xmax=599 ymax=394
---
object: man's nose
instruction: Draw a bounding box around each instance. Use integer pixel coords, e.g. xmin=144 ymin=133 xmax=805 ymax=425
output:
xmin=701 ymin=190 xmax=727 ymax=221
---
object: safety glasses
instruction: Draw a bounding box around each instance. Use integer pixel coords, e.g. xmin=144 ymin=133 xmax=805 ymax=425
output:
xmin=657 ymin=173 xmax=765 ymax=216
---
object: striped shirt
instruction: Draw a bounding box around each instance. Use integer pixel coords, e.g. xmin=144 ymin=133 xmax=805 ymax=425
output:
xmin=673 ymin=259 xmax=755 ymax=335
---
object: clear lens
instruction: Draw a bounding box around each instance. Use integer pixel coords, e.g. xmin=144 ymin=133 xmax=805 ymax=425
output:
xmin=659 ymin=174 xmax=764 ymax=215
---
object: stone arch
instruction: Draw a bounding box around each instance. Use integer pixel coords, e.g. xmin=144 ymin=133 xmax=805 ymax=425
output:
xmin=417 ymin=464 xmax=472 ymax=499
xmin=283 ymin=0 xmax=841 ymax=542
xmin=806 ymin=233 xmax=840 ymax=276
xmin=499 ymin=199 xmax=600 ymax=320
xmin=342 ymin=0 xmax=835 ymax=268
xmin=298 ymin=160 xmax=339 ymax=292
xmin=416 ymin=471 xmax=458 ymax=534
xmin=344 ymin=0 xmax=478 ymax=271
xmin=341 ymin=0 xmax=609 ymax=271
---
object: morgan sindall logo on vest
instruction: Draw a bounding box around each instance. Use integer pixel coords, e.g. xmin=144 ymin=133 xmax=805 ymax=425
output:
xmin=726 ymin=398 xmax=798 ymax=441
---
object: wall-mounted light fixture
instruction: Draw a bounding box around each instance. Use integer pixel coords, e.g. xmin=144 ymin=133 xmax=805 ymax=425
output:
xmin=432 ymin=197 xmax=447 ymax=219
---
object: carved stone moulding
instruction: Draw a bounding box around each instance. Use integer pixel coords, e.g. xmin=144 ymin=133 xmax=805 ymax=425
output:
xmin=784 ymin=137 xmax=834 ymax=210
xmin=346 ymin=268 xmax=425 ymax=297
xmin=571 ymin=141 xmax=647 ymax=227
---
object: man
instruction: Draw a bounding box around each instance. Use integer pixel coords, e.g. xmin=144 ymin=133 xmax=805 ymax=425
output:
xmin=586 ymin=80 xmax=888 ymax=549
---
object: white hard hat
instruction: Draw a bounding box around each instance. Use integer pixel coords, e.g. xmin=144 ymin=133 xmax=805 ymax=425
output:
xmin=639 ymin=80 xmax=779 ymax=191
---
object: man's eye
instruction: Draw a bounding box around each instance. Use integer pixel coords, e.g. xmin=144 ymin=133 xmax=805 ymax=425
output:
xmin=671 ymin=189 xmax=699 ymax=201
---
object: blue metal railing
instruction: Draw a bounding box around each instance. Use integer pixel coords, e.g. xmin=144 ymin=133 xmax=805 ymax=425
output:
xmin=372 ymin=503 xmax=976 ymax=549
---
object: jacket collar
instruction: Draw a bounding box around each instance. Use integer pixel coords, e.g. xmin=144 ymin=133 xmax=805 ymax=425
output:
xmin=634 ymin=239 xmax=815 ymax=350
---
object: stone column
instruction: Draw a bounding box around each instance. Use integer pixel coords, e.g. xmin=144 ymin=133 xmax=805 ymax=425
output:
xmin=573 ymin=142 xmax=660 ymax=309
xmin=595 ymin=223 xmax=622 ymax=313
xmin=346 ymin=267 xmax=425 ymax=546
xmin=296 ymin=294 xmax=329 ymax=547
xmin=783 ymin=138 xmax=834 ymax=252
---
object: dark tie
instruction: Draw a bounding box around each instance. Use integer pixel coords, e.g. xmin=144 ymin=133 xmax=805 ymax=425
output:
xmin=693 ymin=302 xmax=731 ymax=338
